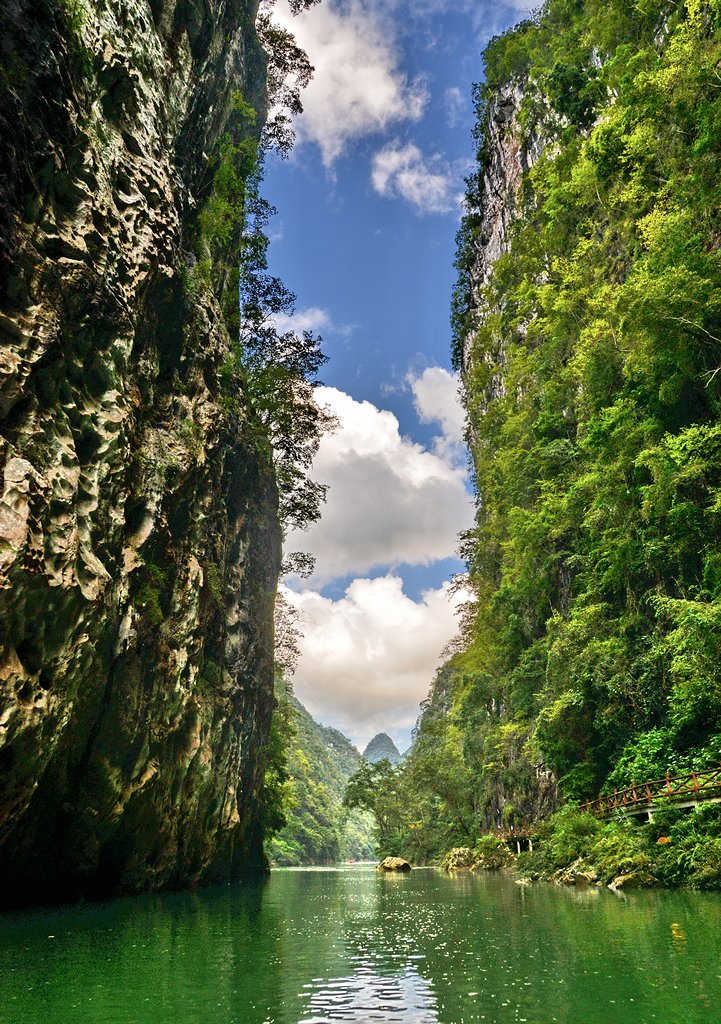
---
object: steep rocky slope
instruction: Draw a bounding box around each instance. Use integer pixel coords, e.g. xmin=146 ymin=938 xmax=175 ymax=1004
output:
xmin=0 ymin=0 xmax=281 ymax=906
xmin=447 ymin=0 xmax=721 ymax=814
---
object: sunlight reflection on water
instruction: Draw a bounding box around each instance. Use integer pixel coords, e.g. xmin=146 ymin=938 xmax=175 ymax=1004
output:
xmin=300 ymin=964 xmax=438 ymax=1023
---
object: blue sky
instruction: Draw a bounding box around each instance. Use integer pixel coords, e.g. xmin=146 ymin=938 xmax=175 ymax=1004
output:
xmin=266 ymin=0 xmax=529 ymax=749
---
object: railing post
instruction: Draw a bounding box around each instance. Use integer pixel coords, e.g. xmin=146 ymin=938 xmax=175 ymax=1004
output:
xmin=666 ymin=772 xmax=672 ymax=795
xmin=692 ymin=772 xmax=699 ymax=795
xmin=613 ymin=788 xmax=618 ymax=808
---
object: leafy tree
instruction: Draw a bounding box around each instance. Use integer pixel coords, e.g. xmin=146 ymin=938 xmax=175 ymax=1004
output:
xmin=262 ymin=681 xmax=295 ymax=840
xmin=343 ymin=760 xmax=410 ymax=857
xmin=236 ymin=189 xmax=337 ymax=528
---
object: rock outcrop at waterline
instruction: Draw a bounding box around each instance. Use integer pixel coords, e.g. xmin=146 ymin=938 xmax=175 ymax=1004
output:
xmin=0 ymin=0 xmax=280 ymax=906
xmin=377 ymin=857 xmax=411 ymax=872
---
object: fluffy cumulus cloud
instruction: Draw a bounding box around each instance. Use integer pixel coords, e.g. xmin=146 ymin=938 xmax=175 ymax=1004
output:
xmin=370 ymin=142 xmax=463 ymax=215
xmin=285 ymin=386 xmax=473 ymax=586
xmin=272 ymin=0 xmax=427 ymax=166
xmin=408 ymin=366 xmax=466 ymax=463
xmin=284 ymin=575 xmax=468 ymax=747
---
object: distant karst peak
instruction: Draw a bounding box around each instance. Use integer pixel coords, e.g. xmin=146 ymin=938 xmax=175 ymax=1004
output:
xmin=362 ymin=733 xmax=401 ymax=765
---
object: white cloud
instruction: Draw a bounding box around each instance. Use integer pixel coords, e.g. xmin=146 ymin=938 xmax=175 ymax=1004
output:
xmin=408 ymin=366 xmax=466 ymax=463
xmin=443 ymin=86 xmax=466 ymax=128
xmin=284 ymin=575 xmax=469 ymax=748
xmin=285 ymin=386 xmax=473 ymax=586
xmin=271 ymin=306 xmax=332 ymax=335
xmin=272 ymin=0 xmax=427 ymax=166
xmin=270 ymin=306 xmax=355 ymax=339
xmin=370 ymin=142 xmax=463 ymax=215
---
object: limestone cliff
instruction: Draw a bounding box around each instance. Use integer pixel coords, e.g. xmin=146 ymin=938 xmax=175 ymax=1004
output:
xmin=451 ymin=72 xmax=559 ymax=828
xmin=0 ymin=0 xmax=281 ymax=906
xmin=461 ymin=82 xmax=544 ymax=400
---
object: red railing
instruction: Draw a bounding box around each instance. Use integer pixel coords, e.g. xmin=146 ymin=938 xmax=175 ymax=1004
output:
xmin=580 ymin=764 xmax=721 ymax=818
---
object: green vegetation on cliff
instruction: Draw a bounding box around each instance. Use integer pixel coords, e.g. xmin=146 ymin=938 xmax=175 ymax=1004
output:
xmin=267 ymin=685 xmax=375 ymax=866
xmin=348 ymin=0 xmax=721 ymax=886
xmin=459 ymin=0 xmax=721 ymax=801
xmin=514 ymin=802 xmax=721 ymax=890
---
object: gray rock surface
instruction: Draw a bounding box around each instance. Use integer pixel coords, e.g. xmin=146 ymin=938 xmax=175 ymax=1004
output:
xmin=377 ymin=856 xmax=411 ymax=872
xmin=0 ymin=0 xmax=279 ymax=907
xmin=462 ymin=83 xmax=545 ymax=398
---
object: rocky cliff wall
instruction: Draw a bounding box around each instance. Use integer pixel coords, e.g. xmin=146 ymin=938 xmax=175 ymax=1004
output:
xmin=0 ymin=0 xmax=281 ymax=906
xmin=462 ymin=82 xmax=544 ymax=397
xmin=456 ymin=76 xmax=559 ymax=827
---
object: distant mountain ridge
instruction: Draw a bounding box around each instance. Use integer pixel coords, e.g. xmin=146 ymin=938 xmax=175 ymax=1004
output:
xmin=363 ymin=733 xmax=402 ymax=766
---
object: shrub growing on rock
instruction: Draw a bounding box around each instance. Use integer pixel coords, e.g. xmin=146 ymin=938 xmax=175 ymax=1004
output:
xmin=475 ymin=835 xmax=513 ymax=869
xmin=441 ymin=847 xmax=477 ymax=871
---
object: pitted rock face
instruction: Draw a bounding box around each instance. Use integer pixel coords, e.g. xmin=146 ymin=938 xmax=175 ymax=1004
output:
xmin=0 ymin=0 xmax=280 ymax=906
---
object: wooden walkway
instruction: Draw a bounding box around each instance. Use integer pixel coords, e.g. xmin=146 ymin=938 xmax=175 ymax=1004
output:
xmin=494 ymin=825 xmax=534 ymax=852
xmin=580 ymin=765 xmax=721 ymax=820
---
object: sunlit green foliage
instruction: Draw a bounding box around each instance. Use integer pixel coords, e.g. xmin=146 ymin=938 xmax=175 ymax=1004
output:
xmin=516 ymin=803 xmax=721 ymax=889
xmin=452 ymin=0 xmax=721 ymax=808
xmin=267 ymin=685 xmax=375 ymax=866
xmin=395 ymin=0 xmax=721 ymax=880
xmin=343 ymin=759 xmax=412 ymax=859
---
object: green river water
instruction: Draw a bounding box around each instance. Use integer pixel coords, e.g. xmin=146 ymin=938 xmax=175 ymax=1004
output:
xmin=1 ymin=866 xmax=719 ymax=1024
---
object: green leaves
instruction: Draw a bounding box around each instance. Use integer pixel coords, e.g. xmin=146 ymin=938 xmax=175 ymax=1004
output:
xmin=193 ymin=88 xmax=333 ymax=533
xmin=447 ymin=0 xmax=721 ymax=812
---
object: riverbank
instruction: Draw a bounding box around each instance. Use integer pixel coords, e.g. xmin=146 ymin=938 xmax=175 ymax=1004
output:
xmin=440 ymin=803 xmax=721 ymax=891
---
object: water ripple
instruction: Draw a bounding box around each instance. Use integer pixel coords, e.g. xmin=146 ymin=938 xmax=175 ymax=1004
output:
xmin=300 ymin=964 xmax=438 ymax=1023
